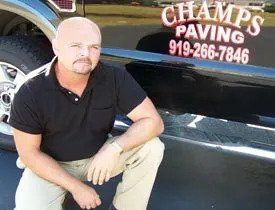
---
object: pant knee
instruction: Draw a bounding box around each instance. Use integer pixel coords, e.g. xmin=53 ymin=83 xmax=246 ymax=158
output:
xmin=15 ymin=193 xmax=65 ymax=210
xmin=145 ymin=137 xmax=165 ymax=164
xmin=15 ymin=169 xmax=65 ymax=210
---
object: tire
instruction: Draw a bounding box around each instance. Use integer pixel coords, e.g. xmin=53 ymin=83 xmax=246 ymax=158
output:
xmin=0 ymin=36 xmax=53 ymax=151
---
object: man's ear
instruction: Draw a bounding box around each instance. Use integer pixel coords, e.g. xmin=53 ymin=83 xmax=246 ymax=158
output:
xmin=52 ymin=38 xmax=59 ymax=56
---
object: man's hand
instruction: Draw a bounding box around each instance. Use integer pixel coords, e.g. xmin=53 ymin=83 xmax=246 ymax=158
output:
xmin=71 ymin=182 xmax=101 ymax=209
xmin=87 ymin=142 xmax=121 ymax=185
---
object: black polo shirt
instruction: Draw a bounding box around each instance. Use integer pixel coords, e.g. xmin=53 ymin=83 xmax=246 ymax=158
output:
xmin=9 ymin=57 xmax=147 ymax=161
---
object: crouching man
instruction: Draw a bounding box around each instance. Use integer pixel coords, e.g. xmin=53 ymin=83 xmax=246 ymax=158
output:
xmin=10 ymin=17 xmax=165 ymax=210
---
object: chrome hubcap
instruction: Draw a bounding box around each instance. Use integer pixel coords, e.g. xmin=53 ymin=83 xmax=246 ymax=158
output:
xmin=0 ymin=62 xmax=25 ymax=135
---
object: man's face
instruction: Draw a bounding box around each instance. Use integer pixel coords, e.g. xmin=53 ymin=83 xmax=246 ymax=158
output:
xmin=54 ymin=23 xmax=101 ymax=75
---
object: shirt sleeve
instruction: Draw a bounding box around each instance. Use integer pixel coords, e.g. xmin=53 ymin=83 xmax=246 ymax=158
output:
xmin=9 ymin=84 xmax=43 ymax=134
xmin=115 ymin=67 xmax=147 ymax=115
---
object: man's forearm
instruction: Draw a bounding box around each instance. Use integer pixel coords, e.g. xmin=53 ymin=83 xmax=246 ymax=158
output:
xmin=115 ymin=117 xmax=164 ymax=152
xmin=20 ymin=151 xmax=82 ymax=192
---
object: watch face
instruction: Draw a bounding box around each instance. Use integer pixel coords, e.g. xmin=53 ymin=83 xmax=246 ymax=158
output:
xmin=111 ymin=141 xmax=123 ymax=153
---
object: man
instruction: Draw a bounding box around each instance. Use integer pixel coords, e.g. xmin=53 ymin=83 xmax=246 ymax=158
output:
xmin=10 ymin=17 xmax=165 ymax=210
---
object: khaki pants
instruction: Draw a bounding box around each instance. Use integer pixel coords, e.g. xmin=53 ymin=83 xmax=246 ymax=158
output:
xmin=14 ymin=137 xmax=165 ymax=210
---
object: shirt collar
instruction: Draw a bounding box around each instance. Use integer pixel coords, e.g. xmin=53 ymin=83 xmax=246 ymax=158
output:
xmin=45 ymin=56 xmax=106 ymax=93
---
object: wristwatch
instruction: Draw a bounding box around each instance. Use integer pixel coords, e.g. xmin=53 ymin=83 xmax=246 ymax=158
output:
xmin=109 ymin=138 xmax=123 ymax=154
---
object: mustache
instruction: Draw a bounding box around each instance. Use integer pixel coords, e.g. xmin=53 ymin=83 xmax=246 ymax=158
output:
xmin=73 ymin=58 xmax=92 ymax=65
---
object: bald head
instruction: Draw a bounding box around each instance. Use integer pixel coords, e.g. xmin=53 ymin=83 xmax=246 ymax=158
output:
xmin=52 ymin=17 xmax=102 ymax=75
xmin=55 ymin=17 xmax=101 ymax=43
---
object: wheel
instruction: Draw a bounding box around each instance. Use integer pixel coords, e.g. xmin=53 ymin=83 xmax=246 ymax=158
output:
xmin=0 ymin=36 xmax=53 ymax=151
